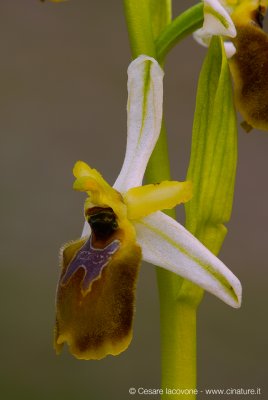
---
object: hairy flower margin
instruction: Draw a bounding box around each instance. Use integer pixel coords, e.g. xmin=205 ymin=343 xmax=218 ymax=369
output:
xmin=54 ymin=55 xmax=242 ymax=360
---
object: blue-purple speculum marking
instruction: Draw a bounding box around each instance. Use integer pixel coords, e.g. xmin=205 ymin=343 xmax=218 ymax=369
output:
xmin=61 ymin=237 xmax=120 ymax=293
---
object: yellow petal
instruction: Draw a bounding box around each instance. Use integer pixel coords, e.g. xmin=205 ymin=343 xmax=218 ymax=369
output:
xmin=73 ymin=176 xmax=101 ymax=193
xmin=73 ymin=161 xmax=110 ymax=189
xmin=124 ymin=180 xmax=193 ymax=220
xmin=73 ymin=161 xmax=126 ymax=219
xmin=55 ymin=217 xmax=142 ymax=360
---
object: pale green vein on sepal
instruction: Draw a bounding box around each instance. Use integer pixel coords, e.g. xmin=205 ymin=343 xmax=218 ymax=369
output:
xmin=139 ymin=62 xmax=151 ymax=143
xmin=127 ymin=60 xmax=151 ymax=145
xmin=185 ymin=36 xmax=238 ymax=254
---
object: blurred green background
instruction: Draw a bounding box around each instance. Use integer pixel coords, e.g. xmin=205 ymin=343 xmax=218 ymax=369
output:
xmin=0 ymin=1 xmax=267 ymax=399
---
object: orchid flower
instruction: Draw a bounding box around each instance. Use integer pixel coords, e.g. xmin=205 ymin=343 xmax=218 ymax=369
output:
xmin=194 ymin=0 xmax=237 ymax=58
xmin=194 ymin=0 xmax=268 ymax=131
xmin=54 ymin=55 xmax=242 ymax=360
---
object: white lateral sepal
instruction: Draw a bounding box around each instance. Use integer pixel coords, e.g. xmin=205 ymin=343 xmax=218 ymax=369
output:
xmin=134 ymin=211 xmax=242 ymax=308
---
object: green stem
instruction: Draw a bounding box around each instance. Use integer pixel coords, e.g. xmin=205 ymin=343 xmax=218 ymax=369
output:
xmin=155 ymin=3 xmax=204 ymax=63
xmin=159 ymin=297 xmax=197 ymax=394
xmin=123 ymin=0 xmax=156 ymax=57
xmin=123 ymin=1 xmax=202 ymax=398
xmin=146 ymin=122 xmax=203 ymax=399
xmin=145 ymin=114 xmax=201 ymax=399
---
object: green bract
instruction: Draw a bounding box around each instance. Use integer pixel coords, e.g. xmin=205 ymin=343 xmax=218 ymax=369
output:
xmin=186 ymin=36 xmax=237 ymax=255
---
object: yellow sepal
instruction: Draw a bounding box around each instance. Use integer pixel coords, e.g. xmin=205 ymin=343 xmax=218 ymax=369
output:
xmin=73 ymin=161 xmax=111 ymax=191
xmin=124 ymin=180 xmax=193 ymax=220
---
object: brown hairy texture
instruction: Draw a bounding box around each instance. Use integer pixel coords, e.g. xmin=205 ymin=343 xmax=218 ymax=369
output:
xmin=230 ymin=23 xmax=268 ymax=131
xmin=55 ymin=228 xmax=142 ymax=360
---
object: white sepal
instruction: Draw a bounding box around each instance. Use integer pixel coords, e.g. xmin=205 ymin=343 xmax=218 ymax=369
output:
xmin=134 ymin=211 xmax=242 ymax=308
xmin=114 ymin=55 xmax=164 ymax=192
xmin=193 ymin=29 xmax=212 ymax=47
xmin=203 ymin=0 xmax=236 ymax=37
xmin=194 ymin=0 xmax=236 ymax=47
xmin=224 ymin=41 xmax=236 ymax=58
